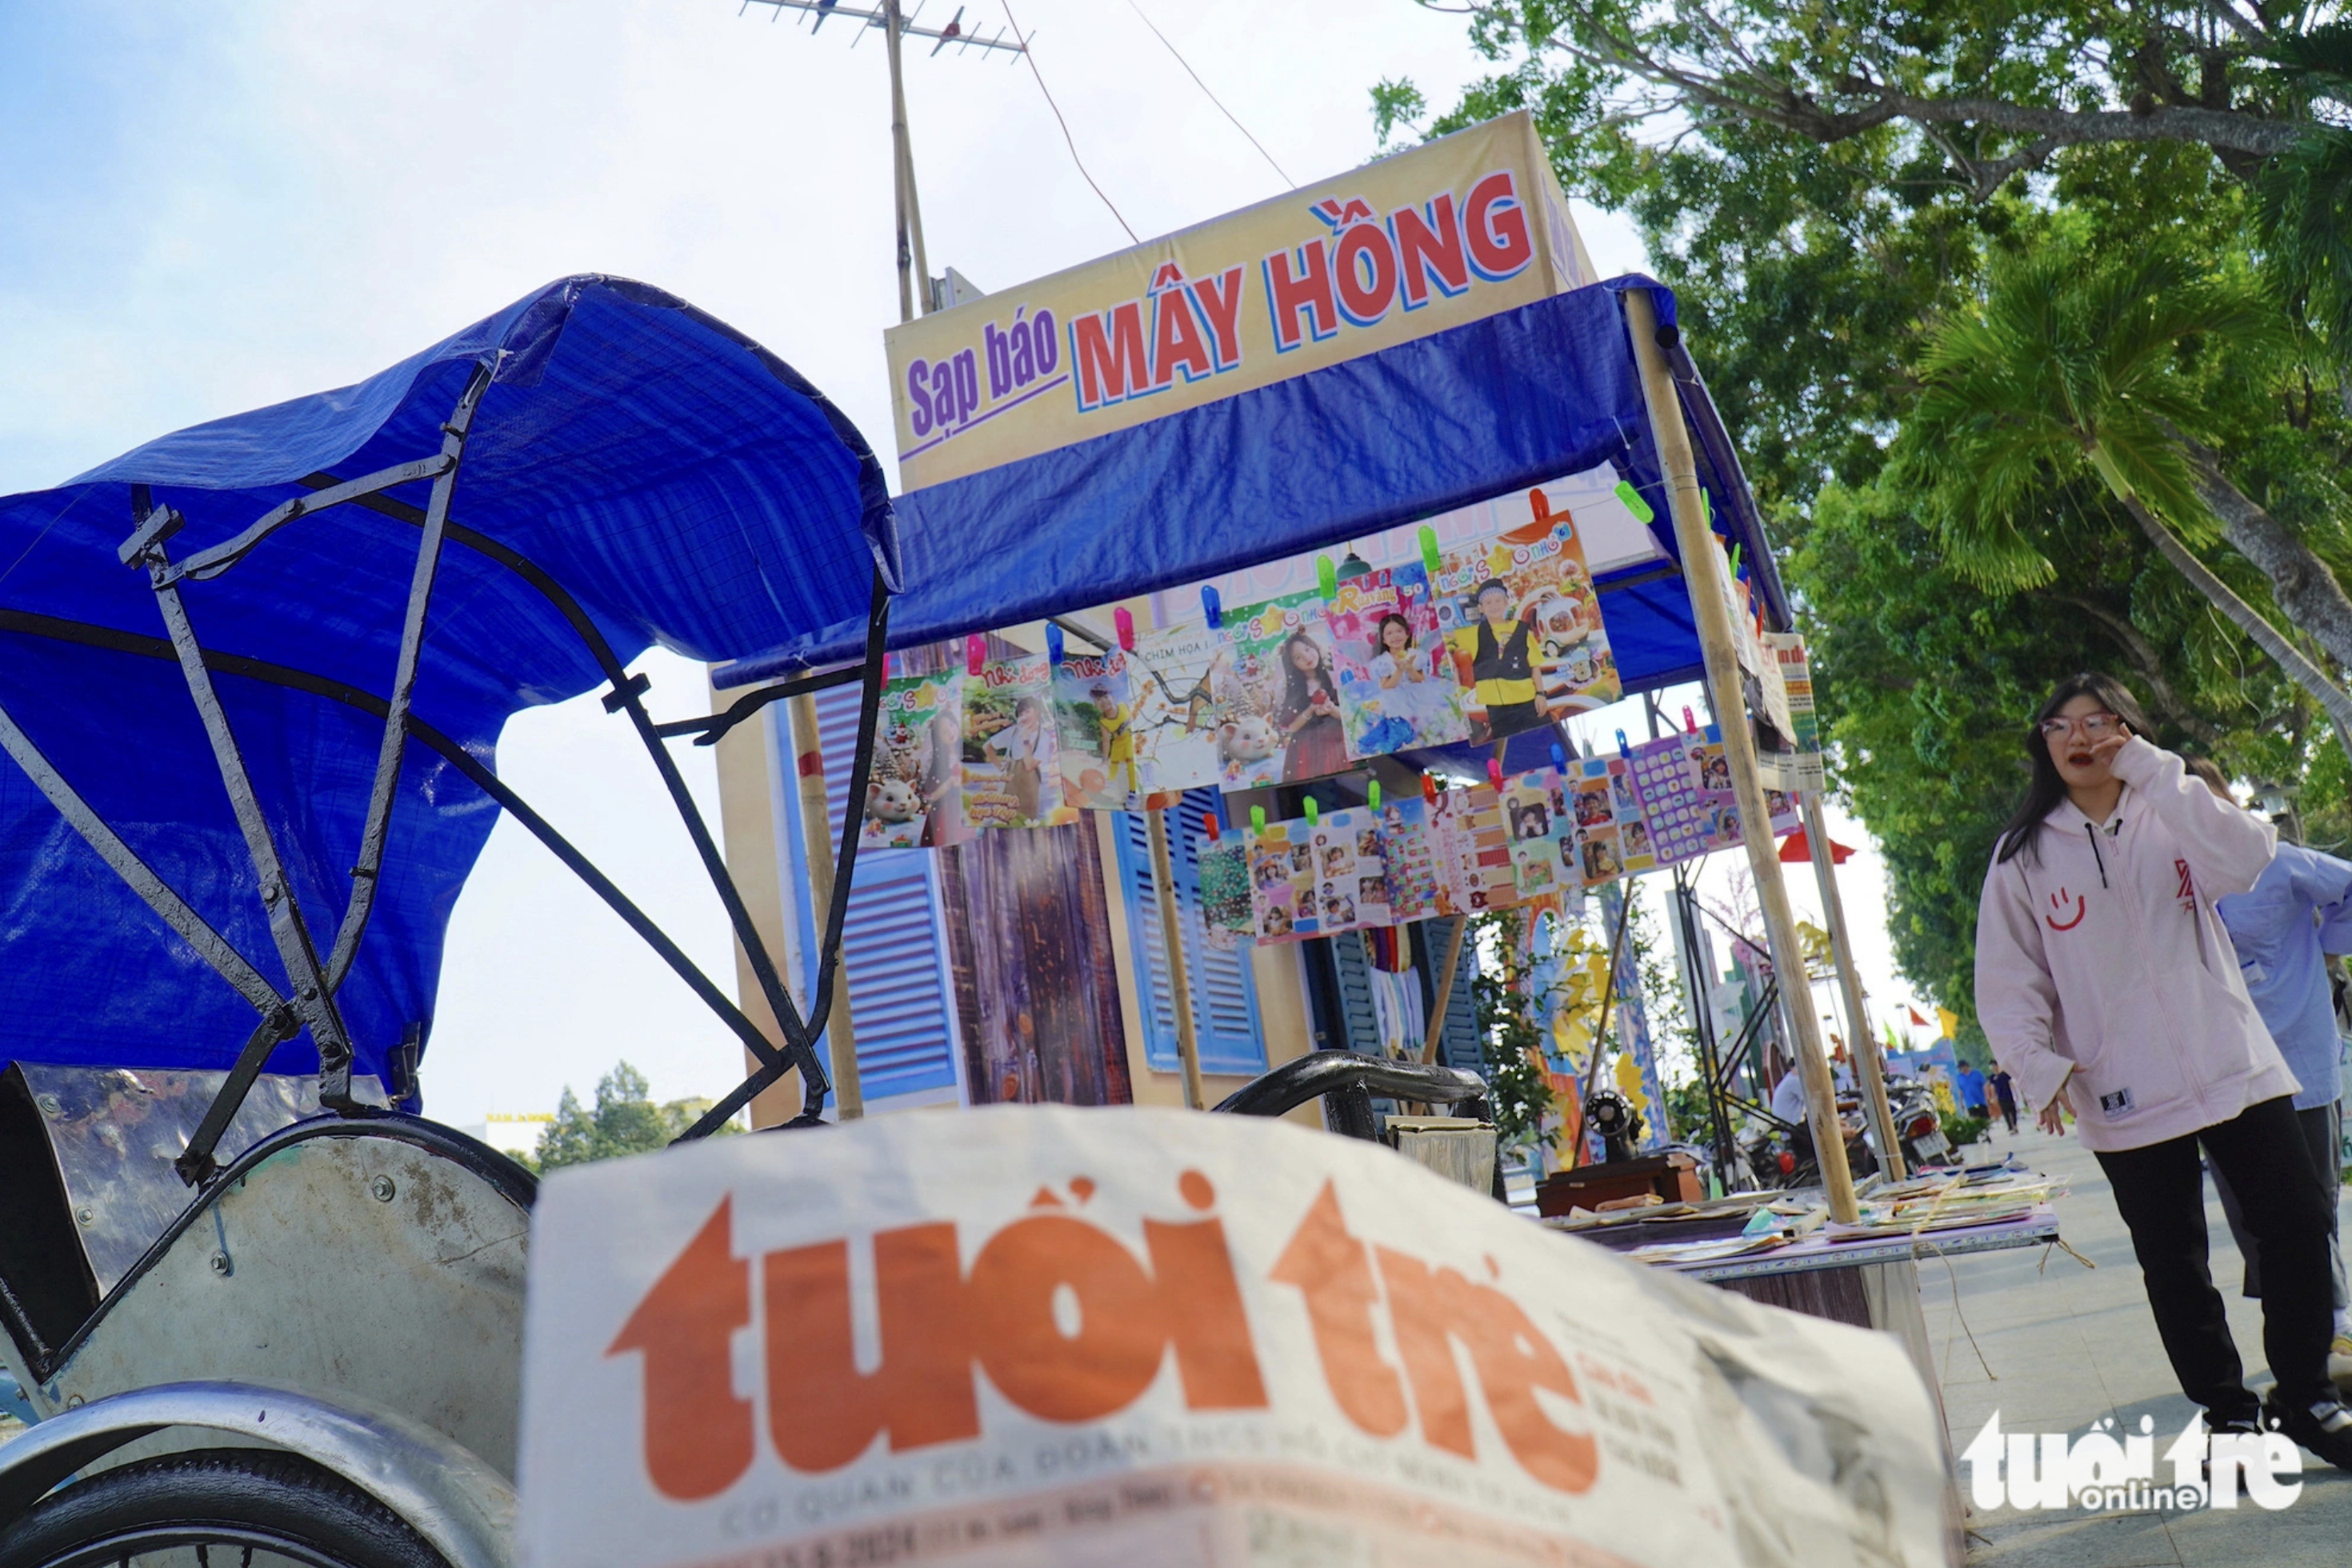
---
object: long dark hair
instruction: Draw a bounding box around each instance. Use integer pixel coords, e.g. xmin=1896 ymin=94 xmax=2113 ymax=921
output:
xmin=1281 ymin=628 xmax=1336 ymax=716
xmin=1994 ymin=672 xmax=2154 ymax=864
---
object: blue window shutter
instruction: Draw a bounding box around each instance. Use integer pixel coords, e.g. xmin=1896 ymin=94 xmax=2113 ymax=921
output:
xmin=787 ymin=682 xmax=958 ymax=1102
xmin=1326 ymin=926 xmax=1380 ymax=1055
xmin=1111 ymin=790 xmax=1266 ymax=1076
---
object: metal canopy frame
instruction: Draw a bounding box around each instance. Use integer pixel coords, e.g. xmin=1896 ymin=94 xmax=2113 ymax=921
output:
xmin=0 ymin=357 xmax=889 ymax=1183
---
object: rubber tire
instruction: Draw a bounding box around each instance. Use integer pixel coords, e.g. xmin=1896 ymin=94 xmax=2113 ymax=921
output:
xmin=0 ymin=1446 xmax=450 ymax=1568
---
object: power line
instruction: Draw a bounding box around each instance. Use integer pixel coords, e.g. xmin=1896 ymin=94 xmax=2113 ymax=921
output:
xmin=1002 ymin=2 xmax=1139 ymax=244
xmin=1124 ymin=0 xmax=1292 ymax=188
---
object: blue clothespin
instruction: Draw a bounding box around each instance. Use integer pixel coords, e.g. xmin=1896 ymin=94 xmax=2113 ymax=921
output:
xmin=1615 ymin=729 xmax=1633 ymax=760
xmin=1046 ymin=623 xmax=1065 ymax=666
xmin=1550 ymin=743 xmax=1566 ymax=773
xmin=1201 ymin=585 xmax=1223 ymax=630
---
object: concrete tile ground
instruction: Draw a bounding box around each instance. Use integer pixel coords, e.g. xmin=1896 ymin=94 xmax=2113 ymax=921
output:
xmin=1922 ymin=1122 xmax=2352 ymax=1565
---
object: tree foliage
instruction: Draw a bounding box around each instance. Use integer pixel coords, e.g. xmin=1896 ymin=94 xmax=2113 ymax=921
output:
xmin=530 ymin=1061 xmax=739 ymax=1173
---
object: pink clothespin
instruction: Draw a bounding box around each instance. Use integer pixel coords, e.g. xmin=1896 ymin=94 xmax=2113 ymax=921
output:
xmin=965 ymin=634 xmax=986 ymax=676
xmin=1486 ymin=758 xmax=1506 ymax=791
xmin=1114 ymin=606 xmax=1135 ymax=652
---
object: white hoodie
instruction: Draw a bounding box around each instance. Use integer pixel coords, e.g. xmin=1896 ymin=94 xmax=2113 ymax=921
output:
xmin=1974 ymin=737 xmax=2294 ymax=1151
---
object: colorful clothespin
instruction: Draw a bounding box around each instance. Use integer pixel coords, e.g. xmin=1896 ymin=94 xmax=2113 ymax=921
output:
xmin=1114 ymin=606 xmax=1135 ymax=652
xmin=965 ymin=634 xmax=986 ymax=676
xmin=1204 ymin=814 xmax=1222 ymax=843
xmin=1368 ymin=779 xmax=1382 ymax=810
xmin=1316 ymin=555 xmax=1338 ymax=600
xmin=1486 ymin=758 xmax=1506 ymax=791
xmin=1418 ymin=524 xmax=1441 ymax=578
xmin=1550 ymin=743 xmax=1566 ymax=772
xmin=1303 ymin=796 xmax=1321 ymax=828
xmin=1682 ymin=706 xmax=1698 ymax=734
xmin=1421 ymin=774 xmax=1438 ymax=805
xmin=1045 ymin=623 xmax=1065 ymax=666
xmin=1529 ymin=487 xmax=1552 ymax=521
xmin=1613 ymin=479 xmax=1655 ymax=525
xmin=1727 ymin=542 xmax=1743 ymax=580
xmin=1201 ymin=585 xmax=1222 ymax=630
xmin=1614 ymin=729 xmax=1632 ymax=760
xmin=1250 ymin=804 xmax=1266 ymax=834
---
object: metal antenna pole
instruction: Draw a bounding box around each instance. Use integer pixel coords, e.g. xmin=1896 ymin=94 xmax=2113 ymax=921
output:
xmin=884 ymin=0 xmax=934 ymax=317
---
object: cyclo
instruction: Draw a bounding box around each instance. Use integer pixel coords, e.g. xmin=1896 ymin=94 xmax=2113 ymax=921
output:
xmin=0 ymin=278 xmax=1492 ymax=1567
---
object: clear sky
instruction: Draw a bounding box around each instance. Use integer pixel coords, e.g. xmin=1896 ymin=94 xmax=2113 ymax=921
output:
xmin=0 ymin=1 xmax=1935 ymax=1126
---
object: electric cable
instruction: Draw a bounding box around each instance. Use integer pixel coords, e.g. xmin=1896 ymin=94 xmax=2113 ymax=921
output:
xmin=1124 ymin=0 xmax=1293 ymax=187
xmin=1002 ymin=1 xmax=1139 ymax=243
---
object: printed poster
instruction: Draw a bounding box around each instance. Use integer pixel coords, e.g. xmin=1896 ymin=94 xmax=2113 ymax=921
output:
xmin=1051 ymin=647 xmax=1142 ymax=810
xmin=1244 ymin=816 xmax=1318 ymax=943
xmin=962 ymin=654 xmax=1068 ymax=830
xmin=1220 ymin=590 xmax=1344 ymax=790
xmin=1501 ymin=767 xmax=1577 ymax=898
xmin=1371 ymin=796 xmax=1442 ymax=922
xmin=1758 ymin=632 xmax=1826 ymax=793
xmin=1325 ymin=566 xmax=1470 ymax=758
xmin=1433 ymin=487 xmax=1620 ymax=743
xmin=1126 ymin=621 xmax=1230 ymax=797
xmin=861 ymin=670 xmax=964 ymax=850
xmin=1311 ymin=806 xmax=1394 ymax=933
xmin=1195 ymin=833 xmax=1255 ymax=942
xmin=1426 ymin=782 xmax=1519 ymax=915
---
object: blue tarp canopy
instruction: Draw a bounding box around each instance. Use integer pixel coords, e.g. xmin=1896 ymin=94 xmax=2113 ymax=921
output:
xmin=0 ymin=275 xmax=893 ymax=1086
xmin=717 ymin=276 xmax=1787 ymax=690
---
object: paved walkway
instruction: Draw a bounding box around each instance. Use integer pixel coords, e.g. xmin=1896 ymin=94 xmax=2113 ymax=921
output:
xmin=1923 ymin=1122 xmax=2352 ymax=1565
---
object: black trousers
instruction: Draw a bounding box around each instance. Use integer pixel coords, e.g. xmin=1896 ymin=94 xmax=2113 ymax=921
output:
xmin=2209 ymin=1098 xmax=2347 ymax=1310
xmin=1996 ymin=1094 xmax=2018 ymax=1133
xmin=2095 ymin=1095 xmax=2338 ymax=1416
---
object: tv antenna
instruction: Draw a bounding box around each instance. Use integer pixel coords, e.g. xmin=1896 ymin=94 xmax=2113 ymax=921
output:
xmin=738 ymin=0 xmax=1026 ymax=324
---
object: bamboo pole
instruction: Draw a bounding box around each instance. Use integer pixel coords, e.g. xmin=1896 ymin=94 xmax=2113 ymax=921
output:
xmin=1624 ymin=290 xmax=1858 ymax=1222
xmin=787 ymin=692 xmax=863 ymax=1120
xmin=882 ymin=0 xmax=932 ymax=319
xmin=1804 ymin=792 xmax=1903 ymax=1179
xmin=1146 ymin=806 xmax=1207 ymax=1110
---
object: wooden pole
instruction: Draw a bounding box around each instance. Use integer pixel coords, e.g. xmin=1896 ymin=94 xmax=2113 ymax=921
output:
xmin=1418 ymin=915 xmax=1473 ymax=1063
xmin=1805 ymin=792 xmax=1903 ymax=1179
xmin=882 ymin=0 xmax=932 ymax=319
xmin=1146 ymin=806 xmax=1207 ymax=1110
xmin=786 ymin=692 xmax=862 ymax=1120
xmin=1624 ymin=290 xmax=1858 ymax=1222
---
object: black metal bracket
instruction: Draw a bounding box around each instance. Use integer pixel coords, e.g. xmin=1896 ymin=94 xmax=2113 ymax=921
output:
xmin=651 ymin=662 xmax=865 ymax=747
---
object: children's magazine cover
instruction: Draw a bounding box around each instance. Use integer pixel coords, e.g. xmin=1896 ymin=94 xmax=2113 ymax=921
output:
xmin=1372 ymin=796 xmax=1442 ymax=922
xmin=1756 ymin=632 xmax=1826 ymax=793
xmin=1220 ymin=590 xmax=1343 ymax=790
xmin=1126 ymin=620 xmax=1229 ymax=797
xmin=1245 ymin=816 xmax=1318 ymax=943
xmin=1325 ymin=567 xmax=1468 ymax=759
xmin=1433 ymin=487 xmax=1620 ymax=741
xmin=1426 ymin=782 xmax=1519 ymax=914
xmin=1501 ymin=766 xmax=1577 ymax=899
xmin=1308 ymin=806 xmax=1393 ymax=934
xmin=861 ymin=670 xmax=963 ymax=850
xmin=1050 ymin=648 xmax=1144 ymax=810
xmin=1195 ymin=831 xmax=1256 ymax=943
xmin=962 ymin=654 xmax=1066 ymax=830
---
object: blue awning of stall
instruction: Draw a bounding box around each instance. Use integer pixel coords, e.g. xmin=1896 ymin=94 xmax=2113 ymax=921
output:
xmin=0 ymin=274 xmax=894 ymax=1090
xmin=716 ymin=274 xmax=1786 ymax=690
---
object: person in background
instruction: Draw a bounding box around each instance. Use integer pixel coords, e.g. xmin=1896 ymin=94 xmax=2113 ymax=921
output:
xmin=1957 ymin=1060 xmax=1990 ymax=1121
xmin=1990 ymin=1067 xmax=2020 ymax=1134
xmin=2182 ymin=756 xmax=2352 ymax=1383
xmin=1976 ymin=672 xmax=2352 ymax=1464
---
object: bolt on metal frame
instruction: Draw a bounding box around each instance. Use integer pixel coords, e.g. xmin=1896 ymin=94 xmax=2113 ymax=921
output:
xmin=0 ymin=354 xmax=890 ymax=1186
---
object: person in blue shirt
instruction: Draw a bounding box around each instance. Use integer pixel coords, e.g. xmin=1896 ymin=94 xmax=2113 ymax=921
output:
xmin=1956 ymin=1062 xmax=1990 ymax=1118
xmin=2186 ymin=759 xmax=2352 ymax=1379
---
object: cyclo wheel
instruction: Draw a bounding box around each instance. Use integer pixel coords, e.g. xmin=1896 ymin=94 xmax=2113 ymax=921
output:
xmin=0 ymin=1447 xmax=450 ymax=1568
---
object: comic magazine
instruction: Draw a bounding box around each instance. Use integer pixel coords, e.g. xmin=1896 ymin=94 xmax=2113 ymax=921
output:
xmin=1324 ymin=566 xmax=1468 ymax=759
xmin=1308 ymin=806 xmax=1394 ymax=933
xmin=1563 ymin=754 xmax=1654 ymax=883
xmin=1370 ymin=796 xmax=1442 ymax=922
xmin=962 ymin=654 xmax=1066 ymax=830
xmin=861 ymin=670 xmax=963 ymax=850
xmin=1126 ymin=620 xmax=1229 ymax=796
xmin=1426 ymin=782 xmax=1519 ymax=915
xmin=1195 ymin=830 xmax=1256 ymax=942
xmin=1431 ymin=487 xmax=1621 ymax=742
xmin=1219 ymin=590 xmax=1341 ymax=791
xmin=1624 ymin=727 xmax=1799 ymax=865
xmin=1050 ymin=647 xmax=1141 ymax=810
xmin=1756 ymin=632 xmax=1826 ymax=793
xmin=1500 ymin=766 xmax=1577 ymax=899
xmin=1244 ymin=816 xmax=1318 ymax=943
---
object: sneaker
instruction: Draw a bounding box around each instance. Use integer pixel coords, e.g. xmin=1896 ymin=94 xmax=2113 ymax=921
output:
xmin=2330 ymin=1334 xmax=2352 ymax=1386
xmin=2262 ymin=1394 xmax=2352 ymax=1472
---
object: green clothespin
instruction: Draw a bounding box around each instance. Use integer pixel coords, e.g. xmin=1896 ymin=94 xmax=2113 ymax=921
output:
xmin=1304 ymin=796 xmax=1320 ymax=828
xmin=1250 ymin=805 xmax=1266 ymax=834
xmin=1418 ymin=525 xmax=1442 ymax=578
xmin=1728 ymin=542 xmax=1744 ymax=578
xmin=1368 ymin=779 xmax=1382 ymax=810
xmin=1613 ymin=479 xmax=1654 ymax=525
xmin=1316 ymin=555 xmax=1338 ymax=600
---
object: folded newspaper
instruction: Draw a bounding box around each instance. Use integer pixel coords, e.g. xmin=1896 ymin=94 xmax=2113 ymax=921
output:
xmin=519 ymin=1106 xmax=1953 ymax=1568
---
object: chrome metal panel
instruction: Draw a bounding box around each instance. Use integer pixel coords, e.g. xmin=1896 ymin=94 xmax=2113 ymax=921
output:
xmin=15 ymin=1063 xmax=387 ymax=1297
xmin=0 ymin=1379 xmax=515 ymax=1568
xmin=38 ymin=1129 xmax=528 ymax=1478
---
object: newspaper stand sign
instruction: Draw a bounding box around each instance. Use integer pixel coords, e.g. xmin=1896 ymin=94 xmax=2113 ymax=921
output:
xmin=518 ymin=1107 xmax=1948 ymax=1568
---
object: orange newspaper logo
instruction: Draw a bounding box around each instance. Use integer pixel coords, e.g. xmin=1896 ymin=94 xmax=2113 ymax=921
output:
xmin=606 ymin=1174 xmax=1600 ymax=1504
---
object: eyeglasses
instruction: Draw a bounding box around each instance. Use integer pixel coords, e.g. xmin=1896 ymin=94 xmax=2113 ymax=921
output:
xmin=2038 ymin=712 xmax=2124 ymax=739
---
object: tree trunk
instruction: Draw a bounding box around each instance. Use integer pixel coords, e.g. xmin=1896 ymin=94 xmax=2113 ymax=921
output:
xmin=2166 ymin=427 xmax=2352 ymax=674
xmin=2088 ymin=442 xmax=2352 ymax=765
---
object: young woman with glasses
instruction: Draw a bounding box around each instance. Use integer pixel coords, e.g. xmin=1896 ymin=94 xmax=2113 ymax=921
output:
xmin=1975 ymin=672 xmax=2352 ymax=1466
